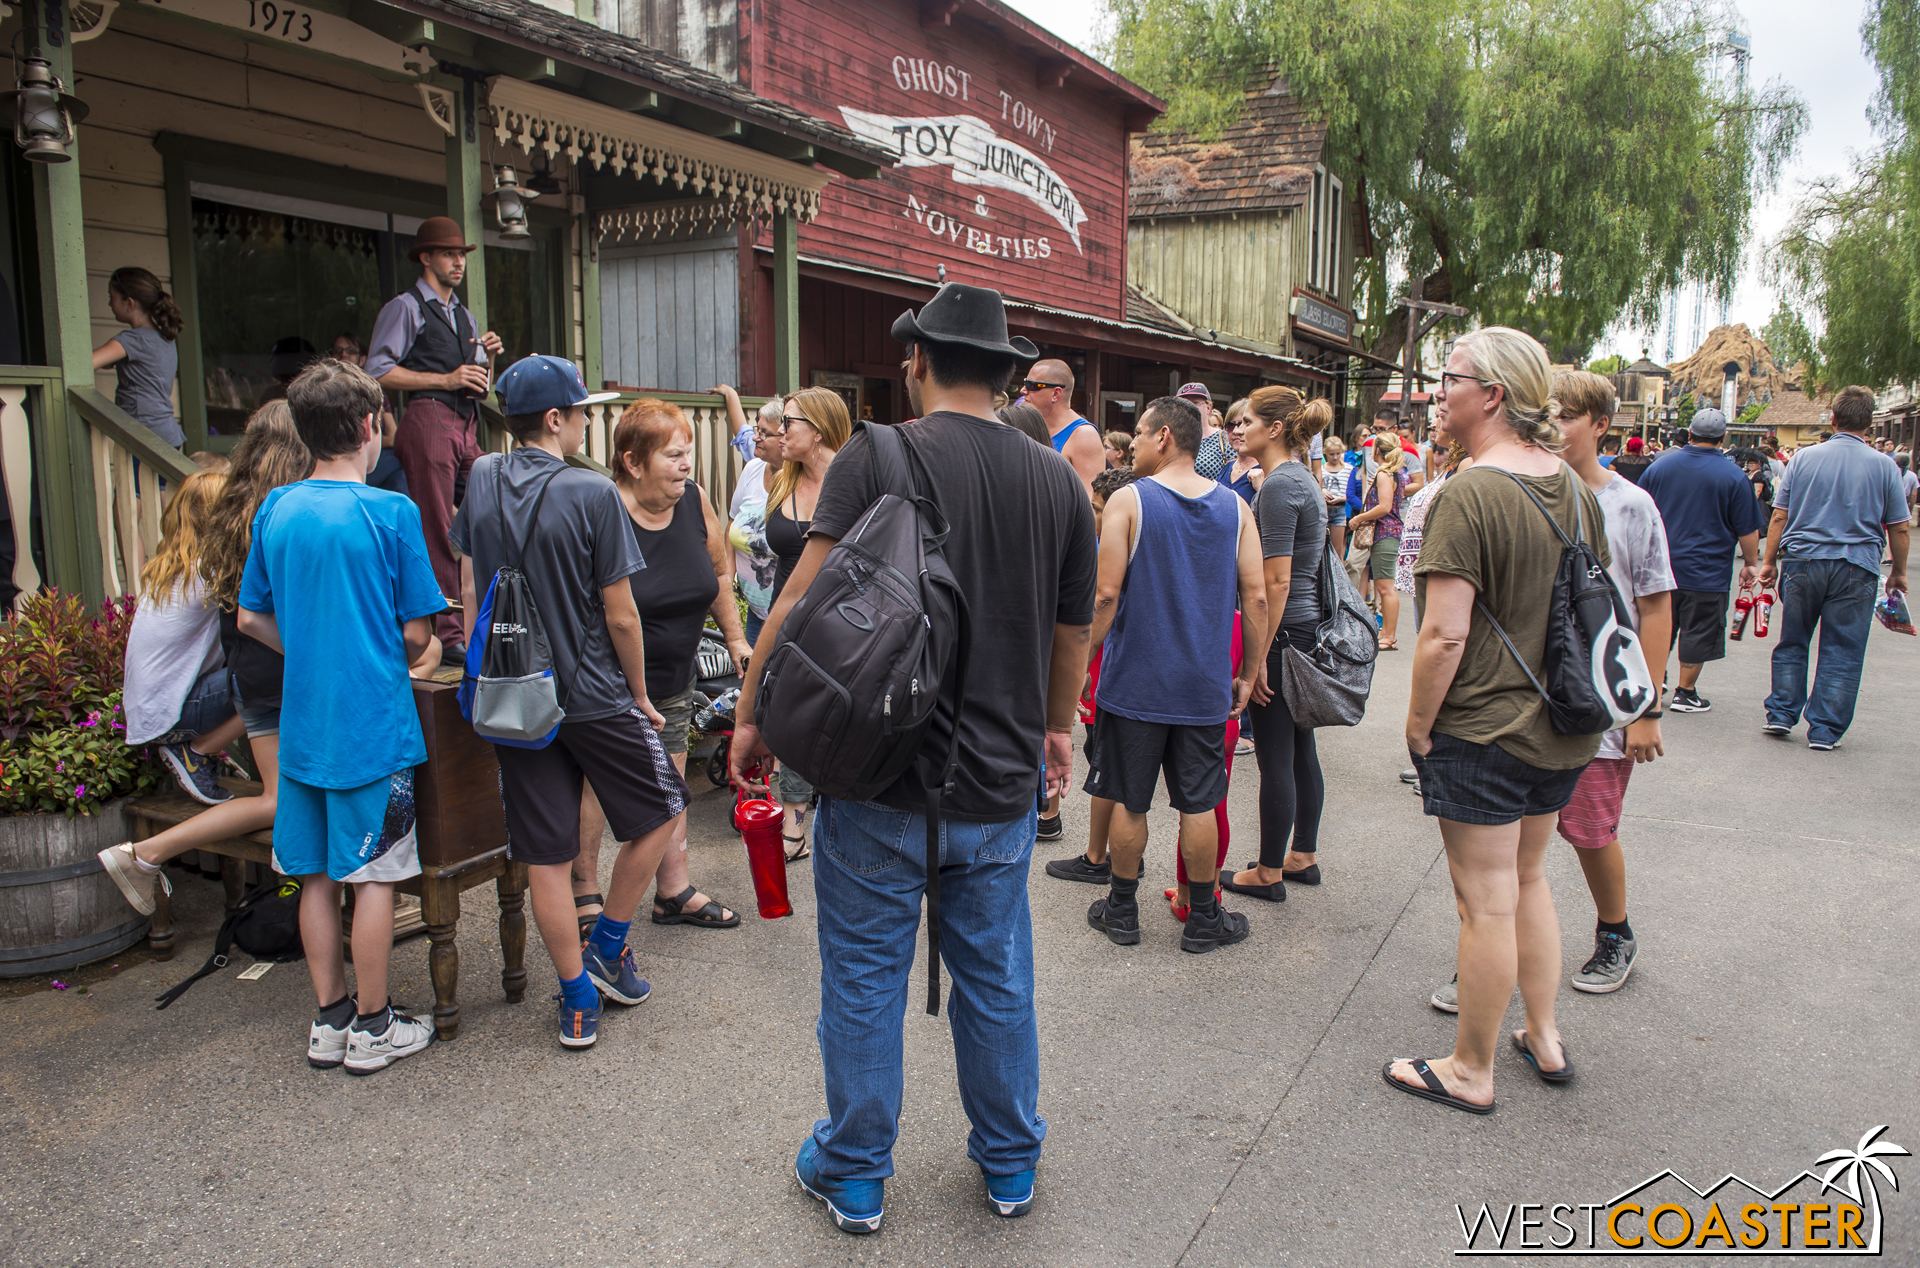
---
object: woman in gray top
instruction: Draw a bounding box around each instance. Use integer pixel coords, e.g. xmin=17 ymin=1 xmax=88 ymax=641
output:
xmin=1220 ymin=386 xmax=1331 ymax=903
xmin=90 ymin=267 xmax=185 ymax=448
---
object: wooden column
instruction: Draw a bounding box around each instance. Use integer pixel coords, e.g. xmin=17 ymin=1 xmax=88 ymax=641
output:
xmin=446 ymin=78 xmax=488 ymax=339
xmin=28 ymin=0 xmax=100 ymax=604
xmin=579 ymin=209 xmax=602 ymax=388
xmin=771 ymin=211 xmax=799 ymax=395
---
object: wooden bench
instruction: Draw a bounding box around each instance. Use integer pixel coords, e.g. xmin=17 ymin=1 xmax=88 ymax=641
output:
xmin=129 ymin=679 xmax=530 ymax=1040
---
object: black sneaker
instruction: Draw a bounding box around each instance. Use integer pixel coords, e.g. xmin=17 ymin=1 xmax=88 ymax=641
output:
xmin=1045 ymin=853 xmax=1111 ymax=884
xmin=1086 ymin=896 xmax=1140 ymax=945
xmin=1035 ymin=813 xmax=1063 ymax=841
xmin=158 ymin=742 xmax=235 ymax=806
xmin=1669 ymin=688 xmax=1711 ymax=713
xmin=1179 ymin=903 xmax=1250 ymax=954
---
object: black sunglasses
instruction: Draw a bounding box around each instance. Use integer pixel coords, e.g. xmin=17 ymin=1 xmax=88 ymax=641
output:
xmin=1020 ymin=380 xmax=1065 ymax=393
xmin=783 ymin=416 xmax=815 ymax=430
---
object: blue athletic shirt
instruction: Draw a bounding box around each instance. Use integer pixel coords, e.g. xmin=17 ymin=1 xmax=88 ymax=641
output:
xmin=240 ymin=480 xmax=447 ymax=788
xmin=1050 ymin=416 xmax=1095 ymax=453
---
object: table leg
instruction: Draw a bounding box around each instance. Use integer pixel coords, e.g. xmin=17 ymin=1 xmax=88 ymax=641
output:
xmin=497 ymin=860 xmax=529 ymax=1004
xmin=421 ymin=873 xmax=461 ymax=1041
xmin=220 ymin=855 xmax=245 ymax=912
xmin=138 ymin=819 xmax=175 ymax=961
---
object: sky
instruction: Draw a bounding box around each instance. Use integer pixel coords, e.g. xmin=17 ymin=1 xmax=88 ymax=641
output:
xmin=1001 ymin=0 xmax=1885 ymax=363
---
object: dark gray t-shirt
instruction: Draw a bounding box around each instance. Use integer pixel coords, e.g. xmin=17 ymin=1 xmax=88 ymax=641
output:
xmin=1254 ymin=460 xmax=1327 ymax=629
xmin=449 ymin=448 xmax=645 ymax=722
xmin=111 ymin=327 xmax=184 ymax=447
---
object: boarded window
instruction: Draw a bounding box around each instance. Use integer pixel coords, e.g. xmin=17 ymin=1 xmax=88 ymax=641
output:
xmin=600 ymin=237 xmax=739 ymax=391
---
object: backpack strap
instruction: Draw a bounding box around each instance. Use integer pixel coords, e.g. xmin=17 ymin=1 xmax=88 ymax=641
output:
xmin=1469 ymin=467 xmax=1585 ymax=708
xmin=152 ymin=878 xmax=279 ymax=1010
xmin=498 ymin=453 xmax=566 ymax=572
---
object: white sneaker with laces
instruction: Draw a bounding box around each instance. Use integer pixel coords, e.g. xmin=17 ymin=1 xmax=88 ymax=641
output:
xmin=344 ymin=1007 xmax=434 ymax=1075
xmin=97 ymin=843 xmax=169 ymax=916
xmin=309 ymin=1018 xmax=350 ymax=1069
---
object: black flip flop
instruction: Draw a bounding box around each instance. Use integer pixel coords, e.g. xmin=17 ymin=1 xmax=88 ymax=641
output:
xmin=783 ymin=831 xmax=812 ymax=863
xmin=1382 ymin=1059 xmax=1496 ymax=1115
xmin=574 ymin=892 xmax=604 ymax=941
xmin=1281 ymin=863 xmax=1321 ymax=885
xmin=1512 ymin=1032 xmax=1574 ymax=1083
xmin=1219 ymin=869 xmax=1286 ymax=902
xmin=651 ymin=885 xmax=741 ymax=929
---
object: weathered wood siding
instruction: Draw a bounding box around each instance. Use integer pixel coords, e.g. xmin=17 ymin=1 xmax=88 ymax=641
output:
xmin=600 ymin=237 xmax=740 ymax=391
xmin=1128 ymin=210 xmax=1296 ymax=349
xmin=595 ymin=0 xmax=739 ymax=80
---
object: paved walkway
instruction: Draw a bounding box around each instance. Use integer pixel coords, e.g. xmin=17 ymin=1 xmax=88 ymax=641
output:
xmin=3 ymin=598 xmax=1916 ymax=1265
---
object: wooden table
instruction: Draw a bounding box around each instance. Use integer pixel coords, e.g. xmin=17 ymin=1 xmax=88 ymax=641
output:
xmin=131 ymin=679 xmax=528 ymax=1040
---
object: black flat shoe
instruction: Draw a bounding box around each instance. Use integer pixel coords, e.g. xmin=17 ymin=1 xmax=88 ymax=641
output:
xmin=1280 ymin=863 xmax=1321 ymax=885
xmin=1513 ymin=1031 xmax=1574 ymax=1083
xmin=651 ymin=885 xmax=741 ymax=929
xmin=1219 ymin=870 xmax=1286 ymax=902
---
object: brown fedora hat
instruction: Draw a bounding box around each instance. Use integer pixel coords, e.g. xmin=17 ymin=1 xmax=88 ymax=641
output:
xmin=409 ymin=215 xmax=478 ymax=260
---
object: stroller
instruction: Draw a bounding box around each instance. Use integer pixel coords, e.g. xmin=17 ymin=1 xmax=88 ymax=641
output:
xmin=691 ymin=633 xmax=743 ymax=787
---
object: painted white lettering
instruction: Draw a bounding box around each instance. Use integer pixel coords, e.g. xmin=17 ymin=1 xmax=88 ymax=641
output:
xmin=1037 ymin=237 xmax=1051 ymax=258
xmin=904 ymin=194 xmax=926 ymax=225
xmin=908 ymin=58 xmax=929 ymax=93
xmin=935 ymin=123 xmax=959 ymax=155
xmin=1042 ymin=122 xmax=1055 ymax=151
xmin=891 ymin=56 xmax=912 ymax=91
xmin=973 ymin=194 xmax=990 ymax=218
xmin=942 ymin=65 xmax=960 ymax=98
xmin=945 ymin=217 xmax=962 ymax=243
xmin=927 ymin=211 xmax=946 ymax=237
xmin=999 ymin=90 xmax=1012 ymax=119
xmin=1022 ymin=237 xmax=1036 ymax=258
xmin=957 ymin=69 xmax=972 ymax=100
xmin=964 ymin=226 xmax=984 ymax=251
xmin=1012 ymin=101 xmax=1028 ymax=131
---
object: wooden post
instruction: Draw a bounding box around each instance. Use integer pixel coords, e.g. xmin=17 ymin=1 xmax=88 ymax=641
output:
xmin=28 ymin=0 xmax=101 ymax=604
xmin=446 ymin=78 xmax=488 ymax=340
xmin=771 ymin=211 xmax=799 ymax=395
xmin=1399 ymin=274 xmax=1420 ymax=429
xmin=579 ymin=208 xmax=602 ymax=388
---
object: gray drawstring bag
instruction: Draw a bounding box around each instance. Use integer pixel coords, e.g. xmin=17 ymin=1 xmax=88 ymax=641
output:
xmin=1279 ymin=539 xmax=1379 ymax=728
xmin=458 ymin=456 xmax=567 ymax=748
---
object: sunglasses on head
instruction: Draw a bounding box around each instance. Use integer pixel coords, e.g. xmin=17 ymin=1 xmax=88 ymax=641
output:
xmin=1020 ymin=380 xmax=1064 ymax=393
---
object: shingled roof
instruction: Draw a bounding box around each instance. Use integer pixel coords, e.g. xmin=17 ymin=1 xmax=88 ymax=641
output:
xmin=1129 ymin=73 xmax=1327 ymax=218
xmin=392 ymin=0 xmax=894 ymax=166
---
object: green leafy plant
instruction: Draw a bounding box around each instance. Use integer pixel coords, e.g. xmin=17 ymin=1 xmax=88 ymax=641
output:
xmin=0 ymin=592 xmax=166 ymax=817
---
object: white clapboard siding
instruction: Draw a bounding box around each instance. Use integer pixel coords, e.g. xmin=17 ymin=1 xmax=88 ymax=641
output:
xmin=600 ymin=238 xmax=739 ymax=392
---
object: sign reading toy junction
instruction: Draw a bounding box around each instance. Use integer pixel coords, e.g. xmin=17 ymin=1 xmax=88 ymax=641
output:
xmin=752 ymin=2 xmax=1132 ymax=321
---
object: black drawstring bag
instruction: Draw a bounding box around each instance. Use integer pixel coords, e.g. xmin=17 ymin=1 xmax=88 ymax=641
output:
xmin=154 ymin=877 xmax=306 ymax=1010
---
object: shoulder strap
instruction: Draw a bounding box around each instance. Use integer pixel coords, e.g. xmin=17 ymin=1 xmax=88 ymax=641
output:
xmin=152 ymin=879 xmax=280 ymax=1010
xmin=864 ymin=419 xmax=916 ymax=502
xmin=1481 ymin=466 xmax=1589 ymax=551
xmin=498 ymin=454 xmax=565 ymax=571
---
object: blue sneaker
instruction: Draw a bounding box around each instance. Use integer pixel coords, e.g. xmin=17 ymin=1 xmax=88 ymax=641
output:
xmin=580 ymin=941 xmax=652 ymax=1006
xmin=554 ymin=991 xmax=601 ymax=1049
xmin=795 ymin=1137 xmax=884 ymax=1234
xmin=983 ymin=1168 xmax=1035 ymax=1218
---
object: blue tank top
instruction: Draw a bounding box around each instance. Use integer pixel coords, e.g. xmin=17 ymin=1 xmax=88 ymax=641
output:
xmin=1096 ymin=476 xmax=1242 ymax=725
xmin=1050 ymin=416 xmax=1095 ymax=453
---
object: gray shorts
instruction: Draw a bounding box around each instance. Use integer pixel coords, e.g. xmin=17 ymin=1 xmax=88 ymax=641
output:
xmin=654 ymin=680 xmax=697 ymax=757
xmin=238 ymin=692 xmax=281 ymax=739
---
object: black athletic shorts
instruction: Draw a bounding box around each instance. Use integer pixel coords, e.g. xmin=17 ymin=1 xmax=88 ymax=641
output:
xmin=494 ymin=708 xmax=691 ymax=866
xmin=1082 ymin=710 xmax=1229 ymax=815
xmin=1672 ymin=588 xmax=1730 ymax=664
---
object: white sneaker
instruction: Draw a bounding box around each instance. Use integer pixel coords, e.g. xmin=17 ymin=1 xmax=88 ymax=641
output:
xmin=97 ymin=843 xmax=169 ymax=916
xmin=344 ymin=1007 xmax=434 ymax=1075
xmin=309 ymin=1018 xmax=350 ymax=1069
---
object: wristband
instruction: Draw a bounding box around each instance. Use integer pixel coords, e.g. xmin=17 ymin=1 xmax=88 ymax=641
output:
xmin=1639 ymin=710 xmax=1662 ymax=721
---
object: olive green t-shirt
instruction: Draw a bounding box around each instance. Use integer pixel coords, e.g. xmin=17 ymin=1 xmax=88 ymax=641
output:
xmin=1413 ymin=464 xmax=1611 ymax=770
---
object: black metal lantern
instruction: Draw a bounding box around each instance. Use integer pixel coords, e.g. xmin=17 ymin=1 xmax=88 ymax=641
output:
xmin=484 ymin=164 xmax=537 ymax=240
xmin=2 ymin=58 xmax=87 ymax=163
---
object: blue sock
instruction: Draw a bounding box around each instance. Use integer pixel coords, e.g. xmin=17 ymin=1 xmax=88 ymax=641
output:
xmin=559 ymin=970 xmax=598 ymax=1012
xmin=589 ymin=914 xmax=632 ymax=962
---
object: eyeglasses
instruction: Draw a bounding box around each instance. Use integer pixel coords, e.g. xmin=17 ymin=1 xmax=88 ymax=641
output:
xmin=755 ymin=427 xmax=783 ymax=442
xmin=783 ymin=416 xmax=815 ymax=431
xmin=1020 ymin=381 xmax=1065 ymax=394
xmin=1440 ymin=372 xmax=1496 ymax=390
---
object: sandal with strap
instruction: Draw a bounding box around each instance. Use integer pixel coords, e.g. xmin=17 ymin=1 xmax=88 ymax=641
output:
xmin=651 ymin=885 xmax=741 ymax=929
xmin=1381 ymin=1058 xmax=1496 ymax=1115
xmin=574 ymin=892 xmax=604 ymax=940
xmin=1513 ymin=1031 xmax=1574 ymax=1083
xmin=784 ymin=831 xmax=811 ymax=863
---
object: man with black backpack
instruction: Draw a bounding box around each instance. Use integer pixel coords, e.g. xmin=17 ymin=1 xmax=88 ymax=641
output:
xmin=730 ymin=284 xmax=1096 ymax=1234
xmin=450 ymin=355 xmax=691 ymax=1050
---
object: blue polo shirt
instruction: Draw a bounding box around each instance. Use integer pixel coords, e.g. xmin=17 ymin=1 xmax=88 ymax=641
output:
xmin=1776 ymin=433 xmax=1908 ymax=576
xmin=1637 ymin=444 xmax=1766 ymax=591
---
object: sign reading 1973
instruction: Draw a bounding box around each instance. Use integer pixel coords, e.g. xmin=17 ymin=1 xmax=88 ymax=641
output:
xmin=247 ymin=0 xmax=312 ymax=41
xmin=140 ymin=0 xmax=429 ymax=78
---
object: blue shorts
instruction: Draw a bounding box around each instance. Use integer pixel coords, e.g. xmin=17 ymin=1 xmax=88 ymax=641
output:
xmin=272 ymin=769 xmax=422 ymax=883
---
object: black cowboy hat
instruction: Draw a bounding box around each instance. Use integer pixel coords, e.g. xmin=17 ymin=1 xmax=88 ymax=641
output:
xmin=892 ymin=283 xmax=1039 ymax=367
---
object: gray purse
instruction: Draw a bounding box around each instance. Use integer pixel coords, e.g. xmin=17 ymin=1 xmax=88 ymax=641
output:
xmin=1279 ymin=539 xmax=1379 ymax=728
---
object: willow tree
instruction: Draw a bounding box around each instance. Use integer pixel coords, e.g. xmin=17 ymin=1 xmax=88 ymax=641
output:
xmin=1104 ymin=0 xmax=1806 ymax=364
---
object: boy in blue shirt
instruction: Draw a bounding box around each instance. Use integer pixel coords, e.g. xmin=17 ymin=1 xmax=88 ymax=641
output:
xmin=239 ymin=359 xmax=447 ymax=1075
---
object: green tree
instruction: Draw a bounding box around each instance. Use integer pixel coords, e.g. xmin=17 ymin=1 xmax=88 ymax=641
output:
xmin=1759 ymin=303 xmax=1827 ymax=393
xmin=1104 ymin=0 xmax=1806 ymax=369
xmin=1587 ymin=354 xmax=1626 ymax=374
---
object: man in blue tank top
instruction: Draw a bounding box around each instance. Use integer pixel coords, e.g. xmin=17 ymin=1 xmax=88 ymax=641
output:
xmin=1083 ymin=395 xmax=1268 ymax=953
xmin=1022 ymin=358 xmax=1104 ymax=494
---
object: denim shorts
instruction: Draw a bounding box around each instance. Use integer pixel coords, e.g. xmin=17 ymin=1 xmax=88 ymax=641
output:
xmin=230 ymin=674 xmax=281 ymax=739
xmin=160 ymin=668 xmax=234 ymax=742
xmin=1410 ymin=732 xmax=1587 ymax=826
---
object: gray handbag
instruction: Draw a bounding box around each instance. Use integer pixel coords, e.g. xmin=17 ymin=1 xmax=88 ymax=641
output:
xmin=1279 ymin=539 xmax=1379 ymax=728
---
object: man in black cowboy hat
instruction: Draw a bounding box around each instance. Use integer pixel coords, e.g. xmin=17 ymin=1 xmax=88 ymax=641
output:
xmin=731 ymin=283 xmax=1097 ymax=1234
xmin=365 ymin=215 xmax=504 ymax=659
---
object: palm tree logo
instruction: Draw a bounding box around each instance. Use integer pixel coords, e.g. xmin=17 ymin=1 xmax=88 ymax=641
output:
xmin=1816 ymin=1124 xmax=1909 ymax=1253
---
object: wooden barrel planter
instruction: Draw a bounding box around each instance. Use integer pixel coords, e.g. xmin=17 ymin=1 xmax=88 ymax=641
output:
xmin=0 ymin=798 xmax=149 ymax=977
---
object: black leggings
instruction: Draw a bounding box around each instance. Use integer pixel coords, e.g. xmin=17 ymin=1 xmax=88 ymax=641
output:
xmin=1245 ymin=640 xmax=1325 ymax=868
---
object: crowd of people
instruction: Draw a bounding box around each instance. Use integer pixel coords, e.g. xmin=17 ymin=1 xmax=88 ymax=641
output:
xmin=86 ymin=277 xmax=1913 ymax=1232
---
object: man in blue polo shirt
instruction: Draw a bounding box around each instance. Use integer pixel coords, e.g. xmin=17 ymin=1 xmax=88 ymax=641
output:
xmin=1759 ymin=386 xmax=1910 ymax=750
xmin=1637 ymin=407 xmax=1764 ymax=713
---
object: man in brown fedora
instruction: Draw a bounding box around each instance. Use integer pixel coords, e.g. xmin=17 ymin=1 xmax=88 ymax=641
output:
xmin=365 ymin=215 xmax=504 ymax=660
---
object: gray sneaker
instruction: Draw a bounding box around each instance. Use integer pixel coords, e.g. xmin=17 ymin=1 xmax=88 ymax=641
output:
xmin=1572 ymin=931 xmax=1639 ymax=994
xmin=1430 ymin=974 xmax=1458 ymax=1013
xmin=1399 ymin=767 xmax=1419 ymax=784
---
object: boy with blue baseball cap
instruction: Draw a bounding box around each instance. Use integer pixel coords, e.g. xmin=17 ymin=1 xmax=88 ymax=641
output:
xmin=449 ymin=355 xmax=691 ymax=1049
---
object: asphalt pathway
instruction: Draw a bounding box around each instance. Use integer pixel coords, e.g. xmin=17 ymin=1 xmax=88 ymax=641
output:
xmin=2 ymin=593 xmax=1915 ymax=1265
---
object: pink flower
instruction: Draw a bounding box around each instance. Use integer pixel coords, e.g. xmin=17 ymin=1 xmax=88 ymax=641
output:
xmin=73 ymin=784 xmax=85 ymax=798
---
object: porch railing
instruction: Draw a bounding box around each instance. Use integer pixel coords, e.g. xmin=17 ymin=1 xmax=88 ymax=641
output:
xmin=0 ymin=367 xmax=61 ymax=611
xmin=69 ymin=389 xmax=198 ymax=600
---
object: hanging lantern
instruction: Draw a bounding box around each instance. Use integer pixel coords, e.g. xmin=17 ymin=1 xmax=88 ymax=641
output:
xmin=1 ymin=58 xmax=88 ymax=163
xmin=484 ymin=164 xmax=537 ymax=240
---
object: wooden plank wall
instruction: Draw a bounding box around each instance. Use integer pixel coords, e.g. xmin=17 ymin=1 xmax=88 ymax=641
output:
xmin=1128 ymin=211 xmax=1295 ymax=350
xmin=600 ymin=238 xmax=740 ymax=391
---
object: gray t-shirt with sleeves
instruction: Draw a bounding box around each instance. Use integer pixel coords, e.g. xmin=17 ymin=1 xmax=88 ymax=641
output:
xmin=111 ymin=327 xmax=183 ymax=447
xmin=1776 ymin=433 xmax=1910 ymax=576
xmin=448 ymin=447 xmax=646 ymax=722
xmin=1254 ymin=460 xmax=1327 ymax=629
xmin=1592 ymin=474 xmax=1675 ymax=760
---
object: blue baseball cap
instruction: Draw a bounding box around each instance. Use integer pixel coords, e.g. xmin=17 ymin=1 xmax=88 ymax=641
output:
xmin=494 ymin=354 xmax=620 ymax=416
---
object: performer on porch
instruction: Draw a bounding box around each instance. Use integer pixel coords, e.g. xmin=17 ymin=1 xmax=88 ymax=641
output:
xmin=366 ymin=215 xmax=503 ymax=661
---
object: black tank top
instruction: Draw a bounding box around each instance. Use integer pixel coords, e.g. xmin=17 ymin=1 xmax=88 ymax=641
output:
xmin=626 ymin=483 xmax=719 ymax=700
xmin=766 ymin=492 xmax=811 ymax=603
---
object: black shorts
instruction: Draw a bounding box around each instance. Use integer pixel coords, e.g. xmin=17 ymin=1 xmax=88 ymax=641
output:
xmin=1672 ymin=588 xmax=1730 ymax=663
xmin=1083 ymin=711 xmax=1229 ymax=815
xmin=1410 ymin=732 xmax=1586 ymax=827
xmin=494 ymin=709 xmax=691 ymax=866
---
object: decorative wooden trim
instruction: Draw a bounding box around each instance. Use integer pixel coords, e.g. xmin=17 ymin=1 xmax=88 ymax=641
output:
xmin=595 ymin=200 xmax=745 ymax=244
xmin=418 ymin=84 xmax=458 ymax=138
xmin=0 ymin=385 xmax=43 ymax=611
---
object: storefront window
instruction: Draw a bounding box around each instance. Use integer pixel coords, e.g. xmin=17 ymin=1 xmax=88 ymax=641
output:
xmin=485 ymin=236 xmax=554 ymax=366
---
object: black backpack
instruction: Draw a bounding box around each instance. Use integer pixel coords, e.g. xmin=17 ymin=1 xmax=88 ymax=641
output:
xmin=1474 ymin=469 xmax=1657 ymax=737
xmin=753 ymin=421 xmax=970 ymax=1014
xmin=154 ymin=877 xmax=306 ymax=1009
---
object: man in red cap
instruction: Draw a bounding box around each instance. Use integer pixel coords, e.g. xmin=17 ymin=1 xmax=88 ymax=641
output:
xmin=366 ymin=216 xmax=504 ymax=660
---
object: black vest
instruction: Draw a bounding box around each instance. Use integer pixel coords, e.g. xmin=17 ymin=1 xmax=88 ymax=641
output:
xmin=399 ymin=289 xmax=477 ymax=413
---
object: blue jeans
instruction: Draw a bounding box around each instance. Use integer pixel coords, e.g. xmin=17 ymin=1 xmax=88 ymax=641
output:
xmin=810 ymin=795 xmax=1045 ymax=1181
xmin=1765 ymin=558 xmax=1878 ymax=744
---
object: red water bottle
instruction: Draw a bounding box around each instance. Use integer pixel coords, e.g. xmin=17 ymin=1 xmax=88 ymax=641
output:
xmin=1753 ymin=590 xmax=1775 ymax=638
xmin=1728 ymin=581 xmax=1754 ymax=642
xmin=733 ymin=766 xmax=791 ymax=919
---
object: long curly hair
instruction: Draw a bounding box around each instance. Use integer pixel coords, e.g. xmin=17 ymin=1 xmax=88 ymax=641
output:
xmin=198 ymin=402 xmax=313 ymax=610
xmin=139 ymin=470 xmax=227 ymax=602
xmin=109 ymin=267 xmax=185 ymax=342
